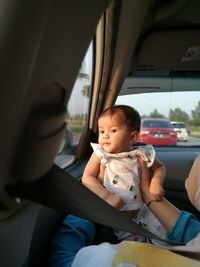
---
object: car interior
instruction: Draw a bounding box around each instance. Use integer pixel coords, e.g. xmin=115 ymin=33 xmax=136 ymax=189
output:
xmin=1 ymin=0 xmax=200 ymax=266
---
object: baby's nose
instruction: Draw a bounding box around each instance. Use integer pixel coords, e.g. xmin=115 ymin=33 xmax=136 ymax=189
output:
xmin=103 ymin=132 xmax=109 ymax=138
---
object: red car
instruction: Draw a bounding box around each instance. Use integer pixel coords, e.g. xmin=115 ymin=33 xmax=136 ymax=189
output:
xmin=139 ymin=118 xmax=177 ymax=146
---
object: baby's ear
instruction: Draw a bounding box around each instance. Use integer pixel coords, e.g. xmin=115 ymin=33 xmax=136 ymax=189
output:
xmin=130 ymin=131 xmax=139 ymax=142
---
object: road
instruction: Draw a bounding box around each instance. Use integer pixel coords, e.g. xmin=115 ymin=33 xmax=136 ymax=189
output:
xmin=178 ymin=136 xmax=200 ymax=146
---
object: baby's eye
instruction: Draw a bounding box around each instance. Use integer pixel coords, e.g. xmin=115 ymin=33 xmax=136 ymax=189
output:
xmin=111 ymin=129 xmax=117 ymax=133
xmin=99 ymin=130 xmax=104 ymax=134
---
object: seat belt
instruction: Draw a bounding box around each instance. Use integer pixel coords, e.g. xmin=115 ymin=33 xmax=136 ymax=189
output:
xmin=15 ymin=164 xmax=181 ymax=245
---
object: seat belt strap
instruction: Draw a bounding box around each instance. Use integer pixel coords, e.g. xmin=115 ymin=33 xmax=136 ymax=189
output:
xmin=15 ymin=164 xmax=180 ymax=245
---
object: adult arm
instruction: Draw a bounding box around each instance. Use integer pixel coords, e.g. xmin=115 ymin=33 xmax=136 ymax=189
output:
xmin=185 ymin=155 xmax=200 ymax=205
xmin=46 ymin=215 xmax=95 ymax=267
xmin=139 ymin=157 xmax=180 ymax=231
xmin=139 ymin=158 xmax=200 ymax=244
xmin=149 ymin=157 xmax=166 ymax=200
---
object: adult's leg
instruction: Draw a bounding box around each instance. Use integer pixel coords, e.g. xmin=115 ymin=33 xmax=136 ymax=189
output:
xmin=47 ymin=215 xmax=95 ymax=267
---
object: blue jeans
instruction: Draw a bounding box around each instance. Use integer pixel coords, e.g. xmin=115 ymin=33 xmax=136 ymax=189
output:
xmin=47 ymin=215 xmax=95 ymax=267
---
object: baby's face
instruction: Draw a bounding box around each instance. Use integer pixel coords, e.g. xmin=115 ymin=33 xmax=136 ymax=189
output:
xmin=98 ymin=112 xmax=136 ymax=153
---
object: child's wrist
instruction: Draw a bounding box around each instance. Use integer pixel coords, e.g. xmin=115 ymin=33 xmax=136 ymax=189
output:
xmin=146 ymin=199 xmax=155 ymax=207
xmin=146 ymin=197 xmax=164 ymax=207
xmin=102 ymin=191 xmax=111 ymax=201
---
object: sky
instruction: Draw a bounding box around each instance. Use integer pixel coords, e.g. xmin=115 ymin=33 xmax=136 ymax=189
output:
xmin=116 ymin=91 xmax=200 ymax=118
xmin=68 ymin=43 xmax=92 ymax=116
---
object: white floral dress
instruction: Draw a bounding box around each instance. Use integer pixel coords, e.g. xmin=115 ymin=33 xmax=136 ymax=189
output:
xmin=91 ymin=143 xmax=155 ymax=211
xmin=91 ymin=143 xmax=167 ymax=242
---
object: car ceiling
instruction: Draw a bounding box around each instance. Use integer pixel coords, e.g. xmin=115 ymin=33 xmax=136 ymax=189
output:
xmin=133 ymin=0 xmax=200 ymax=71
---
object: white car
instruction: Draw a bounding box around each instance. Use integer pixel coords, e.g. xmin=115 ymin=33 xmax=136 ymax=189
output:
xmin=171 ymin=122 xmax=188 ymax=142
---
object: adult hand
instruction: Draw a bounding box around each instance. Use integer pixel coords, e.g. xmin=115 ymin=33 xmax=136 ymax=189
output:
xmin=137 ymin=157 xmax=152 ymax=205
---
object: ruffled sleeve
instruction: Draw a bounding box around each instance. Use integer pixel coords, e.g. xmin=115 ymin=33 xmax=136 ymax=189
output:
xmin=90 ymin=143 xmax=107 ymax=165
xmin=136 ymin=144 xmax=155 ymax=167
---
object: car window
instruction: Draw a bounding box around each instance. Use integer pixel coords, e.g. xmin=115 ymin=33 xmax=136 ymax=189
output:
xmin=55 ymin=42 xmax=93 ymax=168
xmin=171 ymin=122 xmax=185 ymax=129
xmin=142 ymin=120 xmax=171 ymax=128
xmin=116 ymin=72 xmax=200 ymax=147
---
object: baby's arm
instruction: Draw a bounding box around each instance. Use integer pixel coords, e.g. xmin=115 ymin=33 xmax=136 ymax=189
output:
xmin=82 ymin=152 xmax=124 ymax=209
xmin=149 ymin=157 xmax=166 ymax=201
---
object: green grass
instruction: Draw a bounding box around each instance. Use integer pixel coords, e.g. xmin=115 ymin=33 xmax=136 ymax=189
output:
xmin=68 ymin=119 xmax=85 ymax=134
xmin=190 ymin=126 xmax=200 ymax=138
xmin=71 ymin=127 xmax=83 ymax=133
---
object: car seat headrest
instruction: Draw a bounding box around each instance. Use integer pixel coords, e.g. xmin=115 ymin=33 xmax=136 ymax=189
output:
xmin=13 ymin=103 xmax=66 ymax=182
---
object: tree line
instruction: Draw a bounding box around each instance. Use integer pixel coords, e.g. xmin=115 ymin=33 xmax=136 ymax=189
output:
xmin=145 ymin=100 xmax=200 ymax=126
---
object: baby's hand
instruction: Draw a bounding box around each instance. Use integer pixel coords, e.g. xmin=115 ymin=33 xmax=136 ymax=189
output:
xmin=106 ymin=194 xmax=125 ymax=209
xmin=149 ymin=180 xmax=165 ymax=201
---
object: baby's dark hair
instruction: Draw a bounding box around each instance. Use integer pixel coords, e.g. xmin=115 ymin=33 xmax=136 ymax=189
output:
xmin=99 ymin=105 xmax=141 ymax=132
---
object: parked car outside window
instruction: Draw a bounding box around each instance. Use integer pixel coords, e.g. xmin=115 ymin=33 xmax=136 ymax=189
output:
xmin=171 ymin=121 xmax=188 ymax=142
xmin=139 ymin=118 xmax=177 ymax=146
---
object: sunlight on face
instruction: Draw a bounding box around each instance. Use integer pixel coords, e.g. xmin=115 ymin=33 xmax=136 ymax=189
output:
xmin=98 ymin=112 xmax=134 ymax=153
